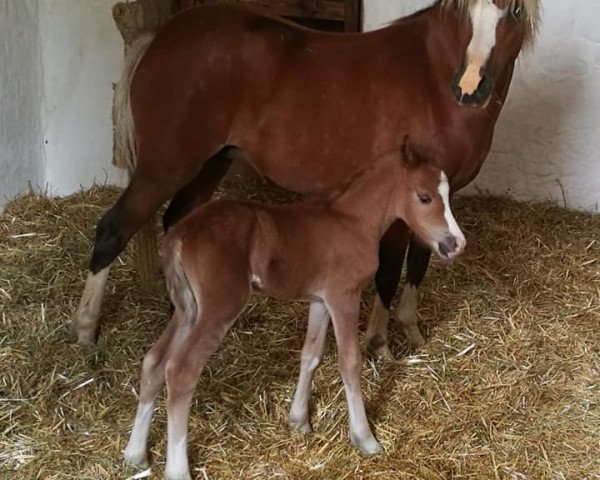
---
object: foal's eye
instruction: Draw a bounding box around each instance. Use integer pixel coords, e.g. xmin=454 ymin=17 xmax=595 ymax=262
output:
xmin=417 ymin=193 xmax=432 ymax=205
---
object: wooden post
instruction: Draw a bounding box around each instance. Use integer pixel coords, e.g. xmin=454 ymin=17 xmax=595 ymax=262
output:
xmin=345 ymin=0 xmax=361 ymax=32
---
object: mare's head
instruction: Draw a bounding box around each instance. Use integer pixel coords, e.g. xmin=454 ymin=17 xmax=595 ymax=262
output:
xmin=443 ymin=0 xmax=540 ymax=108
xmin=396 ymin=137 xmax=466 ymax=260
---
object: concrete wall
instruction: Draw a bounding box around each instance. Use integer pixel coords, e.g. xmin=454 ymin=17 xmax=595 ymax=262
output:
xmin=0 ymin=1 xmax=44 ymax=210
xmin=364 ymin=0 xmax=600 ymax=212
xmin=39 ymin=0 xmax=126 ymax=197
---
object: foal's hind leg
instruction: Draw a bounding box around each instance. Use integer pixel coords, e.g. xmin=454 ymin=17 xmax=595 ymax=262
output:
xmin=124 ymin=309 xmax=194 ymax=468
xmin=164 ymin=291 xmax=250 ymax=480
xmin=326 ymin=293 xmax=382 ymax=455
xmin=366 ymin=221 xmax=410 ymax=359
xmin=289 ymin=302 xmax=330 ymax=433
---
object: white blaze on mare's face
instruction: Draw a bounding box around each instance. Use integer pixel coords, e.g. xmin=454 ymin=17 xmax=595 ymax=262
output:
xmin=459 ymin=0 xmax=507 ymax=95
xmin=438 ymin=172 xmax=466 ymax=245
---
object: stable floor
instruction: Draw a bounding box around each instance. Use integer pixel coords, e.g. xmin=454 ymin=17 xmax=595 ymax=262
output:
xmin=1 ymin=183 xmax=598 ymax=479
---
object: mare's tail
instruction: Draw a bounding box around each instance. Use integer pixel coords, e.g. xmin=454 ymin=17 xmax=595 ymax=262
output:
xmin=113 ymin=33 xmax=158 ymax=282
xmin=113 ymin=32 xmax=155 ymax=173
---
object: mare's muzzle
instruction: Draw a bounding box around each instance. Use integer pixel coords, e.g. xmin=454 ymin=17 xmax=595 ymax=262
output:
xmin=451 ymin=65 xmax=494 ymax=108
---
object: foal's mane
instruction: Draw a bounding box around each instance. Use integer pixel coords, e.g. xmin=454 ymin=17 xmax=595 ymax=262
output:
xmin=396 ymin=0 xmax=540 ymax=47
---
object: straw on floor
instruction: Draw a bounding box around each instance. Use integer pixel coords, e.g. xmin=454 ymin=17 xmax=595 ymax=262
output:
xmin=0 ymin=181 xmax=598 ymax=479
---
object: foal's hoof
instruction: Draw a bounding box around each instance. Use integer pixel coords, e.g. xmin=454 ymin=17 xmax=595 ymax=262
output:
xmin=351 ymin=433 xmax=383 ymax=455
xmin=165 ymin=467 xmax=192 ymax=480
xmin=289 ymin=416 xmax=313 ymax=434
xmin=366 ymin=334 xmax=394 ymax=361
xmin=123 ymin=450 xmax=149 ymax=469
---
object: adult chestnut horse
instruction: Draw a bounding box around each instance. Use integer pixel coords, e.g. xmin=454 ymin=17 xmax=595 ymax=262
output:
xmin=72 ymin=0 xmax=539 ymax=354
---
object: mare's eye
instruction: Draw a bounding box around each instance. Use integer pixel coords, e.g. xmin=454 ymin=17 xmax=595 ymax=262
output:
xmin=511 ymin=5 xmax=523 ymax=19
xmin=417 ymin=193 xmax=432 ymax=205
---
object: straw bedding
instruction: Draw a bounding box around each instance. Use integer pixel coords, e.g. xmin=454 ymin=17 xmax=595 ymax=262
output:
xmin=1 ymin=181 xmax=598 ymax=479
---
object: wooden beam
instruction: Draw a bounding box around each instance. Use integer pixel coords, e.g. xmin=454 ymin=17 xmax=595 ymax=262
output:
xmin=344 ymin=0 xmax=361 ymax=32
xmin=193 ymin=0 xmax=346 ymax=21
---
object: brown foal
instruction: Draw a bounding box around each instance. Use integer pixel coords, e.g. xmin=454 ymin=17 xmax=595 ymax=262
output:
xmin=124 ymin=141 xmax=465 ymax=479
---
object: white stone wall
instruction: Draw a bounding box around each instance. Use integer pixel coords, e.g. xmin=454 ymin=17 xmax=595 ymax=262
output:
xmin=39 ymin=0 xmax=126 ymax=197
xmin=364 ymin=0 xmax=600 ymax=212
xmin=0 ymin=0 xmax=125 ymax=211
xmin=0 ymin=1 xmax=44 ymax=210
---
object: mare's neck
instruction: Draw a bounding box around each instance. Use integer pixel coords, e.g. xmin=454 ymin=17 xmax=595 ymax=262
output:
xmin=329 ymin=159 xmax=401 ymax=241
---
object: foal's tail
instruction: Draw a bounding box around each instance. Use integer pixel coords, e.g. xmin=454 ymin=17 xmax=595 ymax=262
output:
xmin=113 ymin=32 xmax=156 ymax=174
xmin=162 ymin=234 xmax=198 ymax=320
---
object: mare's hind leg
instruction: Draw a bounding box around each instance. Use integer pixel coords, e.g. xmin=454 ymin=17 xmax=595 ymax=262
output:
xmin=366 ymin=221 xmax=410 ymax=359
xmin=326 ymin=293 xmax=382 ymax=455
xmin=396 ymin=238 xmax=432 ymax=347
xmin=162 ymin=150 xmax=234 ymax=231
xmin=71 ymin=175 xmax=183 ymax=345
xmin=289 ymin=301 xmax=330 ymax=433
xmin=124 ymin=310 xmax=193 ymax=468
xmin=164 ymin=288 xmax=250 ymax=480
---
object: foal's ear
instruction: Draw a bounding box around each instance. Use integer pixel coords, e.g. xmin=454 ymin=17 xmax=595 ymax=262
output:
xmin=400 ymin=135 xmax=421 ymax=168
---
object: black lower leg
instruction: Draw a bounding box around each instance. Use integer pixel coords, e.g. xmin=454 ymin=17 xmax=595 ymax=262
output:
xmin=375 ymin=250 xmax=406 ymax=310
xmin=375 ymin=223 xmax=410 ymax=309
xmin=406 ymin=237 xmax=432 ymax=287
xmin=89 ymin=203 xmax=130 ymax=273
xmin=163 ymin=153 xmax=233 ymax=231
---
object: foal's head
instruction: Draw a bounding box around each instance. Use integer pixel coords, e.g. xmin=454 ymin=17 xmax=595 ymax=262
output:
xmin=444 ymin=0 xmax=540 ymax=108
xmin=396 ymin=138 xmax=466 ymax=260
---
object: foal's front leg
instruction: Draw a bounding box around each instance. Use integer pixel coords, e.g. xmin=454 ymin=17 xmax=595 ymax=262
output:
xmin=289 ymin=301 xmax=330 ymax=433
xmin=326 ymin=293 xmax=382 ymax=455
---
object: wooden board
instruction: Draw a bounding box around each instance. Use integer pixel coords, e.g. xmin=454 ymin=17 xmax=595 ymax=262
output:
xmin=180 ymin=0 xmax=361 ymax=31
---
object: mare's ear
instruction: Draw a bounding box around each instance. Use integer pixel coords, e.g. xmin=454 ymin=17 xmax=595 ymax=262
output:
xmin=401 ymin=135 xmax=421 ymax=168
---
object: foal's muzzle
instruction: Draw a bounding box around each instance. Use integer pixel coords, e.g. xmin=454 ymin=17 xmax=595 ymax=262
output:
xmin=438 ymin=234 xmax=466 ymax=260
xmin=451 ymin=66 xmax=493 ymax=108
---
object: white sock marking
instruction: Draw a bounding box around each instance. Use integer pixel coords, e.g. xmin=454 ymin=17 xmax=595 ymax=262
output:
xmin=124 ymin=402 xmax=155 ymax=464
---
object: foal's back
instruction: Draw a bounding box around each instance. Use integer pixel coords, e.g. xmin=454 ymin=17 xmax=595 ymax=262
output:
xmin=168 ymin=197 xmax=373 ymax=302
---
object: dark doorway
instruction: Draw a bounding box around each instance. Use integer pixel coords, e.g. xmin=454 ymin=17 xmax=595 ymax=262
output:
xmin=178 ymin=0 xmax=362 ymax=32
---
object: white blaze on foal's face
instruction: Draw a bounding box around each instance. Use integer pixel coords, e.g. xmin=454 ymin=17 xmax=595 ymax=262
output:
xmin=459 ymin=0 xmax=507 ymax=96
xmin=437 ymin=172 xmax=466 ymax=258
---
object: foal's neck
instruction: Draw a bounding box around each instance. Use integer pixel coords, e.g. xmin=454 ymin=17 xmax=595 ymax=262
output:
xmin=329 ymin=159 xmax=401 ymax=240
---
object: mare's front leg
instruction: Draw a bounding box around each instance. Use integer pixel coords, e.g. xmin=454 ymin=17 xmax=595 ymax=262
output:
xmin=326 ymin=292 xmax=382 ymax=455
xmin=124 ymin=309 xmax=195 ymax=469
xmin=366 ymin=221 xmax=410 ymax=359
xmin=396 ymin=238 xmax=432 ymax=347
xmin=289 ymin=301 xmax=330 ymax=433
